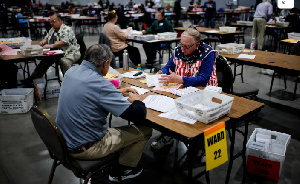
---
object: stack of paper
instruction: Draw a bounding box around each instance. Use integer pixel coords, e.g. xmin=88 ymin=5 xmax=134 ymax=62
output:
xmin=204 ymin=86 xmax=222 ymax=94
xmin=142 ymin=95 xmax=176 ymax=113
xmin=130 ymin=86 xmax=149 ymax=95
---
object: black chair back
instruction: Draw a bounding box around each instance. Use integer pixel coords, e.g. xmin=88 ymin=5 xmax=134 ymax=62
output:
xmin=75 ymin=34 xmax=86 ymax=65
xmin=216 ymin=54 xmax=233 ymax=94
xmin=31 ymin=106 xmax=119 ymax=184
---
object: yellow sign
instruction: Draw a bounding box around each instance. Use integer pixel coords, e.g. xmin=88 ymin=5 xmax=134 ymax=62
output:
xmin=204 ymin=121 xmax=228 ymax=171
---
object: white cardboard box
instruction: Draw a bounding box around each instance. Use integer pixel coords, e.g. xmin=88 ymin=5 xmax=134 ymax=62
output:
xmin=34 ymin=79 xmax=60 ymax=99
xmin=217 ymin=43 xmax=246 ymax=55
xmin=174 ymin=90 xmax=234 ymax=124
xmin=246 ymin=128 xmax=291 ymax=180
xmin=0 ymin=88 xmax=34 ymax=114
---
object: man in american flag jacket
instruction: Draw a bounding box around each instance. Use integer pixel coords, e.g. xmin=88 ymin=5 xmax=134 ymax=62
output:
xmin=158 ymin=26 xmax=218 ymax=87
xmin=151 ymin=26 xmax=218 ymax=150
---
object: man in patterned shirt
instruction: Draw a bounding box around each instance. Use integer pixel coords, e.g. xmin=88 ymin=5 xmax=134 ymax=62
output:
xmin=22 ymin=13 xmax=80 ymax=84
xmin=152 ymin=25 xmax=217 ymax=150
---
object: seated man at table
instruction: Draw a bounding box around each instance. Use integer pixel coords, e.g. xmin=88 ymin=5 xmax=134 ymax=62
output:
xmin=21 ymin=13 xmax=80 ymax=84
xmin=151 ymin=25 xmax=218 ymax=150
xmin=56 ymin=44 xmax=152 ymax=182
xmin=142 ymin=9 xmax=174 ymax=68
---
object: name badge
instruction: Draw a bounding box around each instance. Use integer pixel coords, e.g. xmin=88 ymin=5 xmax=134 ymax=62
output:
xmin=159 ymin=23 xmax=164 ymax=26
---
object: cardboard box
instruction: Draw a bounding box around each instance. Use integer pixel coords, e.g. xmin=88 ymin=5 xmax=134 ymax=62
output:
xmin=0 ymin=88 xmax=34 ymax=114
xmin=246 ymin=128 xmax=291 ymax=181
xmin=174 ymin=90 xmax=234 ymax=124
xmin=34 ymin=79 xmax=60 ymax=99
xmin=217 ymin=43 xmax=246 ymax=55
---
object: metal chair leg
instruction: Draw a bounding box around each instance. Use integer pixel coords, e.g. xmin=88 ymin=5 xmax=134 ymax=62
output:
xmin=293 ymin=76 xmax=299 ymax=100
xmin=48 ymin=159 xmax=59 ymax=184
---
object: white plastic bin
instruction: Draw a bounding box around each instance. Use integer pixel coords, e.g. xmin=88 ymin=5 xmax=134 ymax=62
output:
xmin=246 ymin=128 xmax=291 ymax=181
xmin=174 ymin=90 xmax=234 ymax=124
xmin=219 ymin=27 xmax=236 ymax=33
xmin=104 ymin=67 xmax=123 ymax=88
xmin=0 ymin=88 xmax=34 ymax=114
xmin=34 ymin=78 xmax=60 ymax=99
xmin=217 ymin=43 xmax=245 ymax=55
xmin=157 ymin=32 xmax=177 ymax=40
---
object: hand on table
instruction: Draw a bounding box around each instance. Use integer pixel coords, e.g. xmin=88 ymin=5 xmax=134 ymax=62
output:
xmin=119 ymin=87 xmax=139 ymax=96
xmin=128 ymin=93 xmax=141 ymax=103
xmin=158 ymin=69 xmax=183 ymax=85
xmin=43 ymin=44 xmax=52 ymax=49
xmin=39 ymin=40 xmax=46 ymax=46
xmin=142 ymin=30 xmax=146 ymax=35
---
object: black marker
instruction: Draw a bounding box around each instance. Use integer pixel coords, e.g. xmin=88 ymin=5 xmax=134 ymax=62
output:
xmin=133 ymin=72 xmax=143 ymax=76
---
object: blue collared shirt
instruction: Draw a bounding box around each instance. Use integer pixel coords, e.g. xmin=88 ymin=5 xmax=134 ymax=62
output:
xmin=254 ymin=2 xmax=273 ymax=20
xmin=56 ymin=60 xmax=131 ymax=150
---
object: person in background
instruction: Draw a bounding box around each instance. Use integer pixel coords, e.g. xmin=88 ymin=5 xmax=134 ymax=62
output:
xmin=271 ymin=0 xmax=278 ymax=15
xmin=188 ymin=0 xmax=195 ymax=12
xmin=252 ymin=0 xmax=273 ymax=50
xmin=203 ymin=0 xmax=216 ymax=28
xmin=173 ymin=0 xmax=181 ymax=27
xmin=56 ymin=44 xmax=152 ymax=182
xmin=196 ymin=0 xmax=202 ymax=6
xmin=285 ymin=8 xmax=300 ymax=33
xmin=164 ymin=3 xmax=172 ymax=13
xmin=142 ymin=9 xmax=174 ymax=68
xmin=21 ymin=13 xmax=80 ymax=85
xmin=68 ymin=4 xmax=75 ymax=14
xmin=151 ymin=26 xmax=217 ymax=149
xmin=17 ymin=9 xmax=29 ymax=37
xmin=116 ymin=5 xmax=126 ymax=29
xmin=193 ymin=4 xmax=201 ymax=12
xmin=128 ymin=0 xmax=133 ymax=8
xmin=279 ymin=9 xmax=290 ymax=18
xmin=38 ymin=0 xmax=42 ymax=7
xmin=145 ymin=0 xmax=154 ymax=8
xmin=103 ymin=10 xmax=141 ymax=67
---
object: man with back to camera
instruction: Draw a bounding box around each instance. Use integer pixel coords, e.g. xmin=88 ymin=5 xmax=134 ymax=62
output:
xmin=56 ymin=44 xmax=152 ymax=182
xmin=21 ymin=13 xmax=80 ymax=85
xmin=151 ymin=26 xmax=218 ymax=149
xmin=252 ymin=0 xmax=273 ymax=50
xmin=142 ymin=9 xmax=174 ymax=68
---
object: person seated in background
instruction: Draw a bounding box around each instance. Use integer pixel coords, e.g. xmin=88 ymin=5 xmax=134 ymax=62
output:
xmin=164 ymin=3 xmax=173 ymax=13
xmin=103 ymin=10 xmax=141 ymax=67
xmin=17 ymin=9 xmax=28 ymax=36
xmin=56 ymin=44 xmax=152 ymax=182
xmin=285 ymin=8 xmax=300 ymax=33
xmin=68 ymin=4 xmax=75 ymax=14
xmin=142 ymin=9 xmax=174 ymax=68
xmin=21 ymin=13 xmax=80 ymax=85
xmin=192 ymin=4 xmax=202 ymax=12
xmin=17 ymin=9 xmax=27 ymax=27
xmin=188 ymin=0 xmax=195 ymax=12
xmin=279 ymin=9 xmax=290 ymax=18
xmin=151 ymin=26 xmax=217 ymax=149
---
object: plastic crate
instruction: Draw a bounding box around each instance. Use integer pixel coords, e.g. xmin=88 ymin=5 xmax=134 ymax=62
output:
xmin=219 ymin=27 xmax=236 ymax=33
xmin=157 ymin=32 xmax=177 ymax=40
xmin=246 ymin=128 xmax=291 ymax=181
xmin=20 ymin=45 xmax=43 ymax=57
xmin=34 ymin=78 xmax=60 ymax=99
xmin=288 ymin=32 xmax=300 ymax=40
xmin=174 ymin=90 xmax=234 ymax=124
xmin=217 ymin=43 xmax=245 ymax=55
xmin=0 ymin=88 xmax=34 ymax=114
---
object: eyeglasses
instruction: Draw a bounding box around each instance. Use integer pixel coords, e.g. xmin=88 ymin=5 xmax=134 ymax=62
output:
xmin=181 ymin=43 xmax=195 ymax=50
xmin=50 ymin=19 xmax=56 ymax=24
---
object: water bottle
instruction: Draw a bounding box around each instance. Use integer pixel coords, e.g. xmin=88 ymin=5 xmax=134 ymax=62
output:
xmin=137 ymin=64 xmax=142 ymax=70
xmin=123 ymin=49 xmax=129 ymax=71
xmin=250 ymin=38 xmax=255 ymax=52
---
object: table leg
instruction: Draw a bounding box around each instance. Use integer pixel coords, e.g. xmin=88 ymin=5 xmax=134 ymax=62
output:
xmin=225 ymin=123 xmax=236 ymax=184
xmin=242 ymin=120 xmax=249 ymax=184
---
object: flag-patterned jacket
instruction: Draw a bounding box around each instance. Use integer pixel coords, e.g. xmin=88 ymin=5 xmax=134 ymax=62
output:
xmin=161 ymin=41 xmax=218 ymax=87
